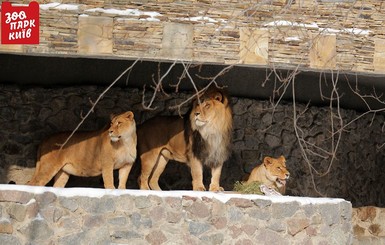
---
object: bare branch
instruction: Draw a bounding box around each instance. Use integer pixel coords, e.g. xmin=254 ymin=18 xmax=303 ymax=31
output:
xmin=59 ymin=59 xmax=140 ymax=149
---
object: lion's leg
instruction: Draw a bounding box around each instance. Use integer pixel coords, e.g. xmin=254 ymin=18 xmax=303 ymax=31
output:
xmin=102 ymin=164 xmax=115 ymax=189
xmin=139 ymin=152 xmax=158 ymax=190
xmin=28 ymin=160 xmax=63 ymax=186
xmin=117 ymin=163 xmax=133 ymax=189
xmin=53 ymin=170 xmax=70 ymax=188
xmin=190 ymin=158 xmax=206 ymax=191
xmin=148 ymin=155 xmax=168 ymax=190
xmin=209 ymin=164 xmax=224 ymax=192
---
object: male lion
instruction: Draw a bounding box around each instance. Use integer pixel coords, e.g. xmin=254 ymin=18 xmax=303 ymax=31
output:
xmin=28 ymin=111 xmax=137 ymax=189
xmin=137 ymin=87 xmax=233 ymax=191
xmin=245 ymin=155 xmax=290 ymax=194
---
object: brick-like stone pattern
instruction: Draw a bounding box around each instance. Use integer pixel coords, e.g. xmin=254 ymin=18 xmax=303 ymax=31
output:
xmin=0 ymin=84 xmax=385 ymax=208
xmin=1 ymin=0 xmax=385 ymax=73
xmin=0 ymin=186 xmax=353 ymax=244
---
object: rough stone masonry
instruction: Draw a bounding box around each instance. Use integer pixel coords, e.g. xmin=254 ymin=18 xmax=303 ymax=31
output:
xmin=0 ymin=185 xmax=353 ymax=245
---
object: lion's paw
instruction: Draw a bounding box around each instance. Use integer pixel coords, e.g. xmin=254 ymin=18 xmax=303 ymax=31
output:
xmin=193 ymin=185 xmax=207 ymax=192
xmin=209 ymin=185 xmax=224 ymax=192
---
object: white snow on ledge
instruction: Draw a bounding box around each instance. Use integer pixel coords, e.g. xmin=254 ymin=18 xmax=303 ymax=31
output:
xmin=0 ymin=184 xmax=348 ymax=206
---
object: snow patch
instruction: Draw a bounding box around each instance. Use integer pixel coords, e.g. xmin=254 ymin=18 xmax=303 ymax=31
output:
xmin=181 ymin=16 xmax=225 ymax=24
xmin=285 ymin=36 xmax=301 ymax=42
xmin=85 ymin=7 xmax=161 ymax=21
xmin=265 ymin=20 xmax=370 ymax=36
xmin=0 ymin=184 xmax=347 ymax=205
xmin=40 ymin=3 xmax=79 ymax=11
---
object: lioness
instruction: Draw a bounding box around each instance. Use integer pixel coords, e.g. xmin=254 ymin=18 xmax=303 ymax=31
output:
xmin=245 ymin=156 xmax=290 ymax=194
xmin=137 ymin=87 xmax=233 ymax=191
xmin=28 ymin=111 xmax=137 ymax=189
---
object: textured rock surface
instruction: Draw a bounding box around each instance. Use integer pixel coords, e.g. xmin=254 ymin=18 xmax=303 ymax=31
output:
xmin=352 ymin=206 xmax=385 ymax=245
xmin=0 ymin=186 xmax=353 ymax=245
xmin=0 ymin=84 xmax=384 ymax=208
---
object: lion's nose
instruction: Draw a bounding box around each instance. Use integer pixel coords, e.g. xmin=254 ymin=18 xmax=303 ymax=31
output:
xmin=285 ymin=173 xmax=290 ymax=179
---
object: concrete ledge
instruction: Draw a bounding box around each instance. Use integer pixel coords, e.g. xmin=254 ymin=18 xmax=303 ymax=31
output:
xmin=0 ymin=185 xmax=353 ymax=244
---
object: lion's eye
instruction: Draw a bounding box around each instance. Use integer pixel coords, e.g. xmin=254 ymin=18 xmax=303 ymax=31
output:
xmin=277 ymin=167 xmax=281 ymax=171
xmin=205 ymin=103 xmax=210 ymax=109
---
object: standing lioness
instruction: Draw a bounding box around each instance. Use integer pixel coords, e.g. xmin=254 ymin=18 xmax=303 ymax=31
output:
xmin=28 ymin=111 xmax=137 ymax=189
xmin=138 ymin=87 xmax=233 ymax=191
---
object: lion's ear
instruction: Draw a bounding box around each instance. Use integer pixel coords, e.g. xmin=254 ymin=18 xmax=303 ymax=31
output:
xmin=125 ymin=111 xmax=134 ymax=120
xmin=279 ymin=155 xmax=286 ymax=166
xmin=213 ymin=91 xmax=223 ymax=102
xmin=263 ymin=156 xmax=273 ymax=166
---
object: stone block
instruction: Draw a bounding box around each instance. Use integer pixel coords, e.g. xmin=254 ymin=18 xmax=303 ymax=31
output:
xmin=374 ymin=38 xmax=385 ymax=72
xmin=161 ymin=23 xmax=193 ymax=60
xmin=0 ymin=190 xmax=33 ymax=204
xmin=0 ymin=219 xmax=13 ymax=234
xmin=0 ymin=234 xmax=21 ymax=245
xmin=309 ymin=34 xmax=336 ymax=69
xmin=7 ymin=203 xmax=27 ymax=222
xmin=78 ymin=15 xmax=113 ymax=55
xmin=20 ymin=219 xmax=53 ymax=241
xmin=240 ymin=28 xmax=269 ymax=65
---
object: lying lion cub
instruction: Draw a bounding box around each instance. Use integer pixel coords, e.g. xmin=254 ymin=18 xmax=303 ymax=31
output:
xmin=28 ymin=111 xmax=137 ymax=189
xmin=245 ymin=155 xmax=290 ymax=194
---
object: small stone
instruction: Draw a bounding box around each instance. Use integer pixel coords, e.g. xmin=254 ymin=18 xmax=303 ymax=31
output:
xmin=271 ymin=202 xmax=299 ymax=218
xmin=108 ymin=216 xmax=127 ymax=226
xmin=227 ymin=198 xmax=254 ymax=208
xmin=59 ymin=197 xmax=79 ymax=212
xmin=287 ymin=218 xmax=310 ymax=236
xmin=83 ymin=214 xmax=104 ymax=230
xmin=229 ymin=225 xmax=242 ymax=238
xmin=0 ymin=190 xmax=33 ymax=204
xmin=200 ymin=233 xmax=224 ymax=244
xmin=7 ymin=203 xmax=27 ymax=222
xmin=134 ymin=196 xmax=152 ymax=209
xmin=242 ymin=224 xmax=257 ymax=236
xmin=255 ymin=229 xmax=289 ymax=245
xmin=145 ymin=230 xmax=167 ymax=245
xmin=228 ymin=207 xmax=243 ymax=222
xmin=0 ymin=219 xmax=13 ymax=234
xmin=150 ymin=206 xmax=165 ymax=223
xmin=188 ymin=221 xmax=210 ymax=236
xmin=186 ymin=201 xmax=210 ymax=219
xmin=306 ymin=226 xmax=318 ymax=236
xmin=35 ymin=192 xmax=57 ymax=207
xmin=0 ymin=234 xmax=21 ymax=245
xmin=212 ymin=217 xmax=227 ymax=230
xmin=167 ymin=211 xmax=182 ymax=223
xmin=265 ymin=133 xmax=281 ymax=148
xmin=20 ymin=219 xmax=54 ymax=241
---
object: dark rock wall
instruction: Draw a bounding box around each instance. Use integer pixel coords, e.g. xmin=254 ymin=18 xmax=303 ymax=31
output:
xmin=1 ymin=84 xmax=384 ymax=207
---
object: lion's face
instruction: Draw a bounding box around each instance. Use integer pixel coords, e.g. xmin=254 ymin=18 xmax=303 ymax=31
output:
xmin=264 ymin=156 xmax=290 ymax=188
xmin=190 ymin=90 xmax=230 ymax=130
xmin=109 ymin=111 xmax=136 ymax=143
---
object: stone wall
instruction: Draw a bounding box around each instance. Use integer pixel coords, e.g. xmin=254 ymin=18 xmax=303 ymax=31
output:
xmin=0 ymin=84 xmax=385 ymax=207
xmin=353 ymin=206 xmax=385 ymax=245
xmin=0 ymin=185 xmax=353 ymax=244
xmin=1 ymin=0 xmax=385 ymax=74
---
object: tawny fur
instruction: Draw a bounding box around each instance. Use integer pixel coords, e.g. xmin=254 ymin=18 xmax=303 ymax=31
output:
xmin=246 ymin=156 xmax=290 ymax=194
xmin=137 ymin=88 xmax=233 ymax=192
xmin=28 ymin=111 xmax=137 ymax=189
